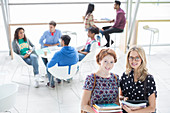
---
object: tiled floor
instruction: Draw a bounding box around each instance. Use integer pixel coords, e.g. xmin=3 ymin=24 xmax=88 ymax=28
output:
xmin=0 ymin=46 xmax=170 ymax=113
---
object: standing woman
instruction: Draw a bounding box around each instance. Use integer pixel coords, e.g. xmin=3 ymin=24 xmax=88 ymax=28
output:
xmin=120 ymin=45 xmax=157 ymax=113
xmin=81 ymin=49 xmax=120 ymax=113
xmin=12 ymin=27 xmax=40 ymax=88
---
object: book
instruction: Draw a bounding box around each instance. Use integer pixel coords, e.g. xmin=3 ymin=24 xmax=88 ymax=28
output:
xmin=93 ymin=103 xmax=121 ymax=110
xmin=121 ymin=100 xmax=147 ymax=108
xmin=92 ymin=107 xmax=122 ymax=113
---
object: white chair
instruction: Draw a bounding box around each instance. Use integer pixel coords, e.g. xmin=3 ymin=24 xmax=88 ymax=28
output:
xmin=0 ymin=83 xmax=19 ymax=113
xmin=78 ymin=42 xmax=99 ymax=81
xmin=48 ymin=63 xmax=78 ymax=103
xmin=143 ymin=25 xmax=159 ymax=55
xmin=48 ymin=63 xmax=78 ymax=81
xmin=110 ymin=32 xmax=123 ymax=50
xmin=11 ymin=52 xmax=32 ymax=86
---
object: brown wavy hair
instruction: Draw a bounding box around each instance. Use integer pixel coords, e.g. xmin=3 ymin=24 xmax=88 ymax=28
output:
xmin=96 ymin=48 xmax=117 ymax=65
xmin=14 ymin=27 xmax=27 ymax=42
xmin=126 ymin=45 xmax=148 ymax=82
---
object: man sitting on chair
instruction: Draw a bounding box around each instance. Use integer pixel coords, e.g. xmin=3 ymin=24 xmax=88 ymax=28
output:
xmin=101 ymin=0 xmax=126 ymax=47
xmin=46 ymin=35 xmax=79 ymax=88
xmin=39 ymin=21 xmax=62 ymax=67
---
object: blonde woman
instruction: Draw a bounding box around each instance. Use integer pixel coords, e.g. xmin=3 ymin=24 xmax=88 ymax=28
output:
xmin=81 ymin=49 xmax=120 ymax=113
xmin=120 ymin=45 xmax=157 ymax=113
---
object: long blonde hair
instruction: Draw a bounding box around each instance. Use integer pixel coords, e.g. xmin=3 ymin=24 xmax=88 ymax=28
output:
xmin=125 ymin=45 xmax=148 ymax=82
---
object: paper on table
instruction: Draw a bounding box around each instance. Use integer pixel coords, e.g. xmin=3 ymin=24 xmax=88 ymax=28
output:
xmin=35 ymin=48 xmax=51 ymax=56
xmin=101 ymin=18 xmax=111 ymax=21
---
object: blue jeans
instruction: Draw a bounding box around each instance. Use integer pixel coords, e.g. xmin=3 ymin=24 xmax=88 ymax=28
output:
xmin=23 ymin=54 xmax=39 ymax=75
xmin=78 ymin=53 xmax=86 ymax=61
xmin=42 ymin=57 xmax=48 ymax=66
xmin=47 ymin=68 xmax=55 ymax=86
xmin=47 ymin=68 xmax=61 ymax=86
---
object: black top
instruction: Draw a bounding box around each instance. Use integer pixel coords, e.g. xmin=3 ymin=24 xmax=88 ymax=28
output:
xmin=120 ymin=70 xmax=157 ymax=101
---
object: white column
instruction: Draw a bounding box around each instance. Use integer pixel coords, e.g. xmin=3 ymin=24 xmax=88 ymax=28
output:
xmin=127 ymin=0 xmax=140 ymax=48
xmin=1 ymin=0 xmax=10 ymax=53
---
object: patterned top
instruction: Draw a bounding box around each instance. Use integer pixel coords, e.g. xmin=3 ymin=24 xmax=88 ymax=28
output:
xmin=84 ymin=13 xmax=95 ymax=29
xmin=83 ymin=73 xmax=120 ymax=106
xmin=120 ymin=70 xmax=157 ymax=101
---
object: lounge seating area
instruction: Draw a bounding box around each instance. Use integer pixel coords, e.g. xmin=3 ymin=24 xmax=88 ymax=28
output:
xmin=1 ymin=1 xmax=170 ymax=113
xmin=0 ymin=45 xmax=170 ymax=113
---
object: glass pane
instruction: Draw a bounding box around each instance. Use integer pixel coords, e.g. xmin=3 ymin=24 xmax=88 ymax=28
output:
xmin=8 ymin=0 xmax=115 ymax=3
xmin=9 ymin=3 xmax=126 ymax=23
xmin=137 ymin=3 xmax=170 ymax=20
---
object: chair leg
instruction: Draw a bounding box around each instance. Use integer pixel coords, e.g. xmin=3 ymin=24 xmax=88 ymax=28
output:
xmin=76 ymin=34 xmax=77 ymax=47
xmin=109 ymin=36 xmax=111 ymax=48
xmin=55 ymin=80 xmax=63 ymax=104
xmin=5 ymin=111 xmax=11 ymax=113
xmin=13 ymin=106 xmax=20 ymax=113
xmin=11 ymin=64 xmax=31 ymax=86
xmin=149 ymin=31 xmax=153 ymax=55
xmin=157 ymin=31 xmax=159 ymax=42
xmin=114 ymin=34 xmax=117 ymax=50
xmin=78 ymin=63 xmax=84 ymax=82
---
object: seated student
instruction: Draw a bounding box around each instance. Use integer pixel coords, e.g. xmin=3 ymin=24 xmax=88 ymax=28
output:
xmin=46 ymin=35 xmax=79 ymax=88
xmin=81 ymin=48 xmax=120 ymax=113
xmin=12 ymin=27 xmax=40 ymax=88
xmin=120 ymin=45 xmax=157 ymax=113
xmin=101 ymin=1 xmax=126 ymax=47
xmin=78 ymin=27 xmax=99 ymax=61
xmin=84 ymin=3 xmax=103 ymax=31
xmin=39 ymin=20 xmax=62 ymax=66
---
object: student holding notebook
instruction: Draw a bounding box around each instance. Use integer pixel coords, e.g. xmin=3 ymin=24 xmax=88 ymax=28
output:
xmin=81 ymin=48 xmax=120 ymax=113
xmin=120 ymin=45 xmax=157 ymax=113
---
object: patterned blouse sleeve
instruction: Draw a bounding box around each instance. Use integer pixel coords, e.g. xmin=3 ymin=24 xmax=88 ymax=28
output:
xmin=83 ymin=75 xmax=94 ymax=91
xmin=89 ymin=14 xmax=95 ymax=26
xmin=147 ymin=75 xmax=157 ymax=97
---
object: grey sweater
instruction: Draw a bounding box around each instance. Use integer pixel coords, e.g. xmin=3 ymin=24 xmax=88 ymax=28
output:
xmin=12 ymin=39 xmax=36 ymax=58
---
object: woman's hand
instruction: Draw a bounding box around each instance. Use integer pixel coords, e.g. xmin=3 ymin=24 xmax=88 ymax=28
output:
xmin=122 ymin=105 xmax=141 ymax=113
xmin=28 ymin=50 xmax=32 ymax=53
xmin=123 ymin=105 xmax=134 ymax=113
xmin=101 ymin=29 xmax=104 ymax=31
xmin=81 ymin=90 xmax=95 ymax=113
xmin=120 ymin=96 xmax=128 ymax=101
xmin=24 ymin=53 xmax=30 ymax=58
xmin=78 ymin=50 xmax=81 ymax=53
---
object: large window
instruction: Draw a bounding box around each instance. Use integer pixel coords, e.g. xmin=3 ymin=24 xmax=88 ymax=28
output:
xmin=1 ymin=1 xmax=170 ymax=51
